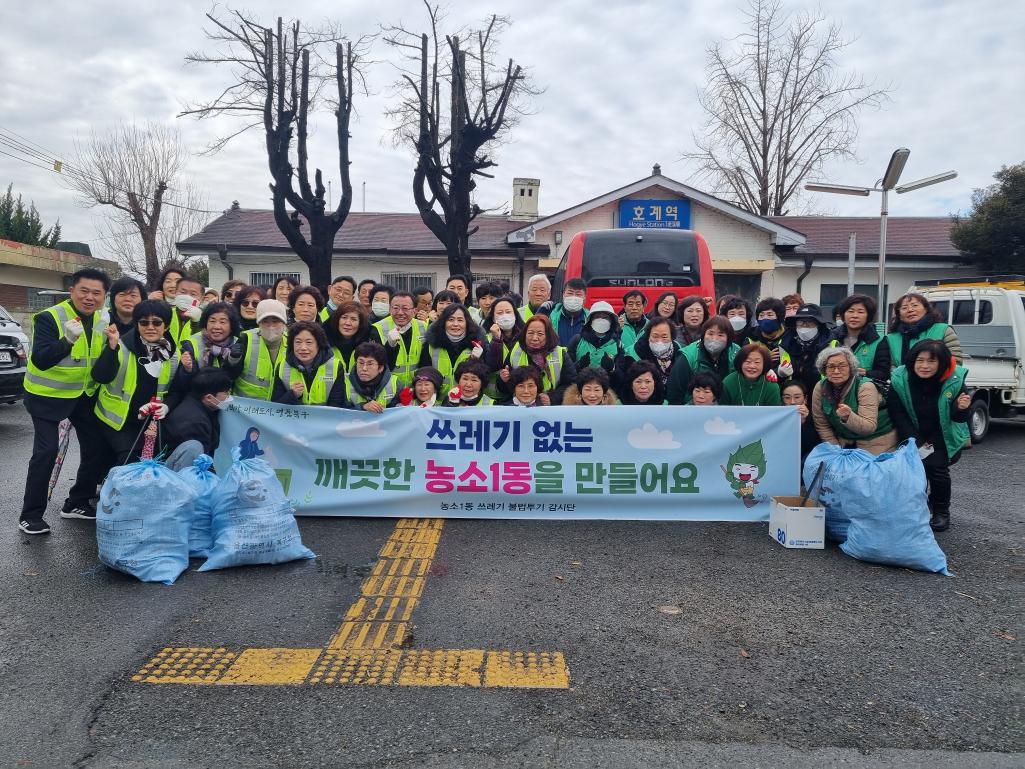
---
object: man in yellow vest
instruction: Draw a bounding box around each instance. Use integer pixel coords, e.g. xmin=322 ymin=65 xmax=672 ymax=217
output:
xmin=169 ymin=276 xmax=204 ymax=348
xmin=20 ymin=268 xmax=112 ymax=535
xmin=373 ymin=291 xmax=427 ymax=388
xmin=518 ymin=274 xmax=551 ymax=321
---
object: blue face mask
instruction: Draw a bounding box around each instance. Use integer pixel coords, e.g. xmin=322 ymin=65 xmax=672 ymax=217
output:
xmin=758 ymin=318 xmax=781 ymax=334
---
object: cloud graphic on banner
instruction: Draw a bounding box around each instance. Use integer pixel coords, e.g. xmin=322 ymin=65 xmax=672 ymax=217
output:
xmin=627 ymin=422 xmax=681 ymax=450
xmin=283 ymin=433 xmax=309 ymax=447
xmin=704 ymin=417 xmax=741 ymax=436
xmin=336 ymin=420 xmax=387 ymax=438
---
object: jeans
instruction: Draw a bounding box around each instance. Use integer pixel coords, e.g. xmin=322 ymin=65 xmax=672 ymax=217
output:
xmin=165 ymin=440 xmax=204 ymax=472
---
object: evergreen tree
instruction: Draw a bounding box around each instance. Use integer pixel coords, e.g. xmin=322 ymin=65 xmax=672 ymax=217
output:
xmin=952 ymin=163 xmax=1025 ymax=275
xmin=0 ymin=184 xmax=62 ymax=247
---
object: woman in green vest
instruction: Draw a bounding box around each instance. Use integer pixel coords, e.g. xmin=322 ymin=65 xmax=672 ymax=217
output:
xmin=341 ymin=341 xmax=403 ymax=411
xmin=886 ymin=339 xmax=971 ymax=532
xmin=271 ymin=320 xmax=345 ymax=406
xmin=675 ymin=295 xmax=709 ymax=347
xmin=484 ymin=296 xmax=524 ymax=397
xmin=92 ymin=299 xmax=183 ymax=464
xmin=566 ymin=301 xmax=623 ymax=375
xmin=623 ymin=317 xmax=684 ymax=397
xmin=499 ymin=313 xmax=577 ymax=405
xmin=177 ymin=302 xmax=240 ymax=390
xmin=325 ymin=301 xmax=372 ymax=375
xmin=442 ymin=360 xmax=496 ymax=407
xmin=719 ymin=343 xmax=782 ymax=406
xmin=271 ymin=320 xmax=342 ymax=406
xmin=885 ymin=292 xmax=962 ymax=368
xmin=811 ymin=346 xmax=897 ymax=455
xmin=830 ymin=294 xmax=891 ymax=381
xmin=667 ymin=316 xmax=739 ymax=404
xmin=418 ymin=304 xmax=487 ymax=391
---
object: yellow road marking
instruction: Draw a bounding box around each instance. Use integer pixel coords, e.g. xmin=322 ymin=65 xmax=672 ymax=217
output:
xmin=134 ymin=516 xmax=570 ymax=689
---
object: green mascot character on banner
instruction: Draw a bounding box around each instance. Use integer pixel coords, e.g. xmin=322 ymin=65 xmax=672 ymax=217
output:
xmin=721 ymin=440 xmax=768 ymax=508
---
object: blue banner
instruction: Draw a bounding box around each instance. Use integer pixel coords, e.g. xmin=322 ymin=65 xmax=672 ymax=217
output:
xmin=618 ymin=198 xmax=691 ymax=229
xmin=214 ymin=399 xmax=800 ymax=520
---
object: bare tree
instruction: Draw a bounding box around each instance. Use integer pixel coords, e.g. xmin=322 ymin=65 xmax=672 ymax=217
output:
xmin=384 ymin=3 xmax=536 ymax=279
xmin=182 ymin=9 xmax=366 ymax=288
xmin=683 ymin=0 xmax=890 ymax=216
xmin=66 ymin=123 xmax=208 ymax=287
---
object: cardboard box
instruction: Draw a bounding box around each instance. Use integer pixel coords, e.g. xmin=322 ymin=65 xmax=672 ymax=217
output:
xmin=770 ymin=496 xmax=825 ymax=549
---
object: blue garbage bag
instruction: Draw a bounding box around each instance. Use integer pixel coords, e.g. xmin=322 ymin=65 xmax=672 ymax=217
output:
xmin=97 ymin=459 xmax=196 ymax=585
xmin=803 ymin=443 xmax=876 ymax=543
xmin=177 ymin=454 xmax=219 ymax=558
xmin=840 ymin=441 xmax=950 ymax=575
xmin=198 ymin=452 xmax=315 ymax=571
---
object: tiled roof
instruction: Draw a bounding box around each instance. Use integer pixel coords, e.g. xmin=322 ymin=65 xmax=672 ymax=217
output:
xmin=178 ymin=209 xmax=548 ymax=255
xmin=770 ymin=216 xmax=960 ymax=258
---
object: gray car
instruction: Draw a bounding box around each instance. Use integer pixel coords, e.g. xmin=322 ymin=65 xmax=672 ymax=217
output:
xmin=0 ymin=303 xmax=30 ymax=405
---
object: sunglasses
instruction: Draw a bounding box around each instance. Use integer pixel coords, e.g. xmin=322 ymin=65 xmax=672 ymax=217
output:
xmin=241 ymin=300 xmax=261 ymax=307
xmin=137 ymin=318 xmax=165 ymax=328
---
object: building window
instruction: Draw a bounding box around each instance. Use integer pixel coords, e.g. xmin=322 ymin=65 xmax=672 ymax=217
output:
xmin=381 ymin=272 xmax=436 ymax=293
xmin=819 ymin=284 xmax=887 ymax=320
xmin=473 ymin=273 xmax=513 ymax=291
xmin=28 ymin=288 xmax=61 ymax=311
xmin=249 ymin=271 xmax=301 ymax=287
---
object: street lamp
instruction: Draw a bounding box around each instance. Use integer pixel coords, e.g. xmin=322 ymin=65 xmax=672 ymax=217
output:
xmin=805 ymin=149 xmax=957 ymax=315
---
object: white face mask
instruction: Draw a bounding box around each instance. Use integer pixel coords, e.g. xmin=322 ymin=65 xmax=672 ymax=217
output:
xmin=563 ymin=296 xmax=584 ymax=313
xmin=261 ymin=325 xmax=284 ymax=343
xmin=142 ymin=359 xmax=163 ymax=378
xmin=215 ymin=395 xmax=234 ymax=411
xmin=797 ymin=326 xmax=818 ymax=342
xmin=495 ymin=314 xmax=516 ymax=330
xmin=174 ymin=294 xmax=196 ymax=312
xmin=591 ymin=318 xmax=612 ymax=335
xmin=729 ymin=316 xmax=748 ymax=332
xmin=446 ymin=332 xmax=465 ymax=344
xmin=649 ymin=340 xmax=673 ymax=356
xmin=371 ymin=301 xmax=390 ymax=317
xmin=704 ymin=338 xmax=727 ymax=355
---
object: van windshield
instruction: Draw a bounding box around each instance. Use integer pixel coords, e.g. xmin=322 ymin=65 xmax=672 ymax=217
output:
xmin=582 ymin=234 xmax=699 ymax=288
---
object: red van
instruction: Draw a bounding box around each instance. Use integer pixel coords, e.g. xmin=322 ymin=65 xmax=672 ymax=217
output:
xmin=551 ymin=229 xmax=715 ymax=312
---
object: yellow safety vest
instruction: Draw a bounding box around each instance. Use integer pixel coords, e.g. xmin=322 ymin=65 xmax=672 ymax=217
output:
xmin=94 ymin=342 xmax=178 ymax=430
xmin=275 ymin=357 xmax=342 ymax=406
xmin=373 ymin=317 xmax=428 ymax=387
xmin=429 ymin=345 xmax=474 ymax=392
xmin=183 ymin=332 xmax=233 ymax=369
xmin=507 ymin=344 xmax=565 ymax=392
xmin=343 ymin=371 xmax=401 ymax=408
xmin=24 ymin=300 xmax=106 ymax=399
xmin=169 ymin=311 xmax=194 ymax=348
xmin=233 ymin=329 xmax=283 ymax=401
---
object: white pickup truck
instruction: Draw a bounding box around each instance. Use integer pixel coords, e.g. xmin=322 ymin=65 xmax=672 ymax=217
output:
xmin=913 ymin=277 xmax=1025 ymax=442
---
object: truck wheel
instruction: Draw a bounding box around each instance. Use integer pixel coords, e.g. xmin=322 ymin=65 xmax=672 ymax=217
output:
xmin=968 ymin=399 xmax=990 ymax=444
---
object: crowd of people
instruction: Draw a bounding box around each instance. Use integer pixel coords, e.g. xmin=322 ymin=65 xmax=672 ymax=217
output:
xmin=19 ymin=265 xmax=970 ymax=536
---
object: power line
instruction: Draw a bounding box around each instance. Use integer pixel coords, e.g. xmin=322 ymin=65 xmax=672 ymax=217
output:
xmin=0 ymin=147 xmax=54 ymax=173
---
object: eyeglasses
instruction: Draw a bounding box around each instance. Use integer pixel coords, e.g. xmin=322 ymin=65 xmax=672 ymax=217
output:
xmin=241 ymin=300 xmax=260 ymax=307
xmin=225 ymin=292 xmax=239 ymax=300
xmin=137 ymin=319 xmax=165 ymax=327
xmin=825 ymin=363 xmax=850 ymax=372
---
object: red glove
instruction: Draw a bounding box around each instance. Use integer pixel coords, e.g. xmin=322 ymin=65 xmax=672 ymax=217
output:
xmin=399 ymin=387 xmax=413 ymax=406
xmin=448 ymin=386 xmax=461 ymax=403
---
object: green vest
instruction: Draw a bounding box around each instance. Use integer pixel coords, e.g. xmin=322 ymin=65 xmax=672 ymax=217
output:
xmin=886 ymin=323 xmax=947 ymax=368
xmin=619 ymin=317 xmax=649 ymax=351
xmin=508 ymin=345 xmax=565 ymax=392
xmin=889 ymin=365 xmax=970 ymax=460
xmin=830 ymin=333 xmax=882 ymax=374
xmin=625 ymin=339 xmax=684 ymax=361
xmin=169 ymin=311 xmax=194 ymax=349
xmin=429 ymin=344 xmax=474 ymax=392
xmin=373 ymin=317 xmax=428 ymax=387
xmin=343 ymin=372 xmax=401 ymax=408
xmin=573 ymin=336 xmax=619 ymax=368
xmin=319 ymin=305 xmax=334 ymax=323
xmin=820 ymin=376 xmax=894 ymax=442
xmin=332 ymin=345 xmax=358 ymax=374
xmin=233 ymin=329 xmax=282 ymax=400
xmin=24 ymin=300 xmax=106 ymax=399
xmin=548 ymin=304 xmax=589 ymax=335
xmin=680 ymin=340 xmax=739 ymax=373
xmin=276 ymin=357 xmax=342 ymax=406
xmin=184 ymin=332 xmax=232 ymax=369
xmin=94 ymin=342 xmax=179 ymax=430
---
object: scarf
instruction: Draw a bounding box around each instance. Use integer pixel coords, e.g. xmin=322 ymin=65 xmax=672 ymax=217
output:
xmin=823 ymin=379 xmax=850 ymax=408
xmin=201 ymin=333 xmax=233 ymax=367
xmin=898 ymin=316 xmax=935 ymax=337
xmin=528 ymin=350 xmax=548 ymax=371
xmin=141 ymin=338 xmax=173 ymax=363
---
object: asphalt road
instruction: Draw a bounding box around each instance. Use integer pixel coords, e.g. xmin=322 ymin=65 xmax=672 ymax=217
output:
xmin=0 ymin=403 xmax=1022 ymax=768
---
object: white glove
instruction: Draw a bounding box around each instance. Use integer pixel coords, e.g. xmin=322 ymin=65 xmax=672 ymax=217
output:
xmin=138 ymin=402 xmax=169 ymax=420
xmin=386 ymin=328 xmax=401 ymax=346
xmin=778 ymin=362 xmax=794 ymax=378
xmin=448 ymin=386 xmax=461 ymax=403
xmin=184 ymin=305 xmax=202 ymax=322
xmin=64 ymin=318 xmax=84 ymax=342
xmin=470 ymin=344 xmax=483 ymax=359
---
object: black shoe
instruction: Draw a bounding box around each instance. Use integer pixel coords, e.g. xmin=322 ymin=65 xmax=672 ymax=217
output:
xmin=60 ymin=505 xmax=96 ymax=521
xmin=930 ymin=511 xmax=950 ymax=532
xmin=19 ymin=519 xmax=51 ymax=535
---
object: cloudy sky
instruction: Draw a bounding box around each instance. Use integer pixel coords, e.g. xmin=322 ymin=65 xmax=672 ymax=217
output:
xmin=1 ymin=0 xmax=1022 ymax=256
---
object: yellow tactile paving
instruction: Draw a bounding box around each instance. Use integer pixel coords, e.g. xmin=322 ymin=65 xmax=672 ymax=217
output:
xmin=217 ymin=648 xmax=322 ymax=685
xmin=483 ymin=651 xmax=570 ymax=689
xmin=397 ymin=649 xmax=486 ymax=687
xmin=132 ymin=647 xmax=238 ymax=684
xmin=133 ymin=517 xmax=571 ymax=690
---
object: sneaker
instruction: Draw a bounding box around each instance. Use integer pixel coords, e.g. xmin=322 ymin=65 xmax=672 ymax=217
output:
xmin=60 ymin=506 xmax=97 ymax=521
xmin=19 ymin=519 xmax=51 ymax=535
